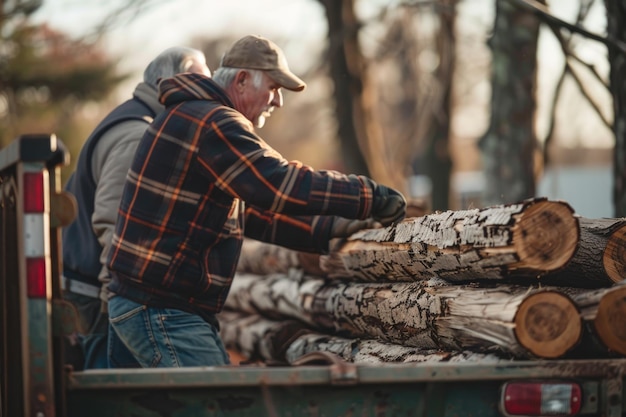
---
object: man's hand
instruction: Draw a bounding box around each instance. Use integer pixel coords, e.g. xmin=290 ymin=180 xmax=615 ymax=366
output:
xmin=328 ymin=217 xmax=380 ymax=253
xmin=330 ymin=216 xmax=381 ymax=238
xmin=359 ymin=176 xmax=407 ymax=226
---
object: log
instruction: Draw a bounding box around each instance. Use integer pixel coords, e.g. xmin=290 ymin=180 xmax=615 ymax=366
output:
xmin=604 ymin=223 xmax=626 ymax=284
xmin=544 ymin=217 xmax=626 ymax=288
xmin=218 ymin=309 xmax=506 ymax=364
xmin=571 ymin=283 xmax=626 ymax=356
xmin=218 ymin=309 xmax=311 ymax=362
xmin=237 ymin=217 xmax=624 ymax=289
xmin=225 ymin=272 xmax=582 ymax=358
xmin=320 ymin=198 xmax=579 ymax=284
xmin=237 ymin=239 xmax=323 ymax=276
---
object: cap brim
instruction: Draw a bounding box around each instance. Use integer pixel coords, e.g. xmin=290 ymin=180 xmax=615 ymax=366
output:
xmin=267 ymin=69 xmax=306 ymax=92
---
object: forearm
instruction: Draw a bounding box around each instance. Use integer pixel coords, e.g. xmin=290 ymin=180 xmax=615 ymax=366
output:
xmin=244 ymin=206 xmax=333 ymax=253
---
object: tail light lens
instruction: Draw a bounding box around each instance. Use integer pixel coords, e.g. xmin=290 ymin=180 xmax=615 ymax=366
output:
xmin=23 ymin=172 xmax=45 ymax=213
xmin=26 ymin=257 xmax=47 ymax=298
xmin=502 ymin=382 xmax=582 ymax=416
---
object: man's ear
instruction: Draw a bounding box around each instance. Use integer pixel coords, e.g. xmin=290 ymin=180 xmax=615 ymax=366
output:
xmin=235 ymin=70 xmax=248 ymax=91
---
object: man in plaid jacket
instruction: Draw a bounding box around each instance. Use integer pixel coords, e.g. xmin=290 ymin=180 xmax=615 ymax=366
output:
xmin=107 ymin=35 xmax=406 ymax=368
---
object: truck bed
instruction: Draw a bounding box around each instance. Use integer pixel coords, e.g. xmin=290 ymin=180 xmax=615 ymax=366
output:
xmin=66 ymin=359 xmax=626 ymax=417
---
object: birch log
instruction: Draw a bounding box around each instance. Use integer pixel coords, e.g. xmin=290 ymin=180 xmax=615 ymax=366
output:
xmin=237 ymin=239 xmax=324 ymax=276
xmin=226 ymin=272 xmax=582 ymax=358
xmin=218 ymin=309 xmax=311 ymax=362
xmin=218 ymin=309 xmax=505 ymax=364
xmin=320 ymin=198 xmax=579 ymax=284
xmin=545 ymin=218 xmax=626 ymax=288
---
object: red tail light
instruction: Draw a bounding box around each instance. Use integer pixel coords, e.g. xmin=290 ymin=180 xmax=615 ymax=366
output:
xmin=502 ymin=382 xmax=581 ymax=416
xmin=26 ymin=257 xmax=47 ymax=298
xmin=23 ymin=172 xmax=45 ymax=213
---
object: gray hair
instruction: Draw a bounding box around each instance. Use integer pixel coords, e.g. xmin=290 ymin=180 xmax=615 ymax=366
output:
xmin=212 ymin=67 xmax=264 ymax=90
xmin=143 ymin=46 xmax=208 ymax=88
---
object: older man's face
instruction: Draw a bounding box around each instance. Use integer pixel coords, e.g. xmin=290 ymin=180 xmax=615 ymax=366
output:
xmin=238 ymin=71 xmax=283 ymax=128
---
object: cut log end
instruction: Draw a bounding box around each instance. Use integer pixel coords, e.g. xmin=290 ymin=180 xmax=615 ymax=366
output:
xmin=603 ymin=225 xmax=626 ymax=284
xmin=514 ymin=291 xmax=581 ymax=358
xmin=594 ymin=285 xmax=626 ymax=356
xmin=513 ymin=201 xmax=579 ymax=272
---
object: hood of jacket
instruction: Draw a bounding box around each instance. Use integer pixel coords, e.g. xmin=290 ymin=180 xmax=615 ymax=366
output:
xmin=157 ymin=73 xmax=234 ymax=109
xmin=132 ymin=81 xmax=163 ymax=115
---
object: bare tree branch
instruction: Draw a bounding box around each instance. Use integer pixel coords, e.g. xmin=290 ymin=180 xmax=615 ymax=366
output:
xmin=507 ymin=0 xmax=626 ymax=54
xmin=542 ymin=6 xmax=612 ymax=129
xmin=532 ymin=0 xmax=611 ymax=166
xmin=84 ymin=0 xmax=171 ymax=43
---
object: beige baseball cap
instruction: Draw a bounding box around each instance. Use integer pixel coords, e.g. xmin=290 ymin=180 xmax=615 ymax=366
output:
xmin=222 ymin=35 xmax=306 ymax=92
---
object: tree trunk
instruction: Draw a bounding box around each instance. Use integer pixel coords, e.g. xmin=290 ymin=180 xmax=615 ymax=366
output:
xmin=605 ymin=0 xmax=626 ymax=216
xmin=225 ymin=272 xmax=582 ymax=359
xmin=604 ymin=222 xmax=626 ymax=285
xmin=218 ymin=309 xmax=505 ymax=365
xmin=238 ymin=215 xmax=624 ymax=289
xmin=546 ymin=217 xmax=626 ymax=287
xmin=426 ymin=0 xmax=455 ymax=211
xmin=237 ymin=239 xmax=324 ymax=277
xmin=478 ymin=0 xmax=542 ymax=205
xmin=571 ymin=283 xmax=626 ymax=357
xmin=321 ymin=198 xmax=579 ymax=283
xmin=318 ymin=0 xmax=370 ymax=178
xmin=319 ymin=0 xmax=401 ymax=189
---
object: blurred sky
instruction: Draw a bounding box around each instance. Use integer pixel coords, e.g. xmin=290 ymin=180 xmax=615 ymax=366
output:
xmin=32 ymin=0 xmax=334 ymax=92
xmin=32 ymin=0 xmax=612 ymax=148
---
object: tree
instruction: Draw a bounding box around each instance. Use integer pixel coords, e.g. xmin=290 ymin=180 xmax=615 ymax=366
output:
xmin=478 ymin=0 xmax=542 ymax=206
xmin=605 ymin=1 xmax=626 ymax=216
xmin=423 ymin=0 xmax=456 ymax=211
xmin=317 ymin=0 xmax=374 ymax=178
xmin=0 ymin=2 xmax=127 ymax=177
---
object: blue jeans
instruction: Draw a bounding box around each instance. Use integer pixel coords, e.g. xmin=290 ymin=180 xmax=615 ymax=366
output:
xmin=108 ymin=295 xmax=230 ymax=368
xmin=64 ymin=291 xmax=140 ymax=369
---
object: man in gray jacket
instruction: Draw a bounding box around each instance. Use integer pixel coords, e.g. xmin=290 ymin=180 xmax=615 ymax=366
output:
xmin=62 ymin=46 xmax=211 ymax=369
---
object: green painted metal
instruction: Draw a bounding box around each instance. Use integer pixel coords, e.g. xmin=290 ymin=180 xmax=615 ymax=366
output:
xmin=68 ymin=381 xmax=499 ymax=417
xmin=67 ymin=359 xmax=626 ymax=389
xmin=65 ymin=359 xmax=625 ymax=417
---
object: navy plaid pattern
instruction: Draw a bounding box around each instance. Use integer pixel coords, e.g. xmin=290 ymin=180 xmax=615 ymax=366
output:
xmin=107 ymin=73 xmax=373 ymax=314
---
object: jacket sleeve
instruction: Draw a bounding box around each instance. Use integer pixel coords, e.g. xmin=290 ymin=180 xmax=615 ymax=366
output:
xmin=243 ymin=204 xmax=334 ymax=253
xmin=91 ymin=120 xmax=146 ymax=303
xmin=196 ymin=109 xmax=373 ymax=221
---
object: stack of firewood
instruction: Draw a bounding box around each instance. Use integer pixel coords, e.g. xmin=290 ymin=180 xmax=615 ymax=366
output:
xmin=219 ymin=197 xmax=626 ymax=365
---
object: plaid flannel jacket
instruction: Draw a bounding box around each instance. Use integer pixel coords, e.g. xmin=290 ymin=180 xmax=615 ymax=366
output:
xmin=107 ymin=73 xmax=373 ymax=314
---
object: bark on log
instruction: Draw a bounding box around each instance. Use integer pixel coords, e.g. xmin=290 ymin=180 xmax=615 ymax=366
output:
xmin=320 ymin=198 xmax=579 ymax=284
xmin=604 ymin=223 xmax=626 ymax=284
xmin=571 ymin=283 xmax=626 ymax=356
xmin=237 ymin=239 xmax=324 ymax=276
xmin=545 ymin=218 xmax=626 ymax=288
xmin=225 ymin=272 xmax=582 ymax=358
xmin=218 ymin=309 xmax=505 ymax=364
xmin=218 ymin=309 xmax=311 ymax=363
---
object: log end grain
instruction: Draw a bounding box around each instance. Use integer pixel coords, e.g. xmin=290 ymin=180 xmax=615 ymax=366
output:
xmin=513 ymin=201 xmax=579 ymax=272
xmin=603 ymin=225 xmax=626 ymax=284
xmin=514 ymin=291 xmax=581 ymax=358
xmin=594 ymin=285 xmax=626 ymax=356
